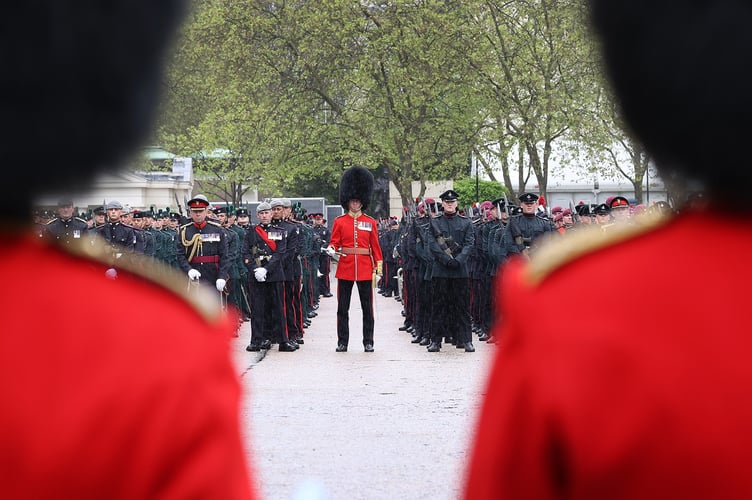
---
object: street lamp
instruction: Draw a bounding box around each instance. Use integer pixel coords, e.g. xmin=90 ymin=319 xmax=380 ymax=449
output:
xmin=593 ymin=179 xmax=600 ymax=205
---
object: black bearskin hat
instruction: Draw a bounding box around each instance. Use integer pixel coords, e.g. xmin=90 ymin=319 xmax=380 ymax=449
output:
xmin=339 ymin=165 xmax=374 ymax=211
xmin=3 ymin=1 xmax=184 ymax=216
xmin=590 ymin=0 xmax=752 ymax=207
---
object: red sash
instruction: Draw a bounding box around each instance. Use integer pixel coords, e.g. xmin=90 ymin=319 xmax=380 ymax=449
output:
xmin=255 ymin=225 xmax=277 ymax=251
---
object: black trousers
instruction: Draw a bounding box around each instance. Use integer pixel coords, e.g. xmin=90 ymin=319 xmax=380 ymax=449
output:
xmin=430 ymin=277 xmax=471 ymax=344
xmin=416 ymin=278 xmax=432 ymax=338
xmin=318 ymin=256 xmax=331 ymax=294
xmin=403 ymin=269 xmax=417 ymax=327
xmin=283 ymin=280 xmax=300 ymax=340
xmin=336 ymin=279 xmax=374 ymax=347
xmin=249 ymin=280 xmax=287 ymax=345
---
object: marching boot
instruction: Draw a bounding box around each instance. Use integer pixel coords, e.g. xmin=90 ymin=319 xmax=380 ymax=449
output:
xmin=463 ymin=342 xmax=476 ymax=352
xmin=279 ymin=341 xmax=297 ymax=352
xmin=427 ymin=341 xmax=441 ymax=352
xmin=419 ymin=336 xmax=431 ymax=346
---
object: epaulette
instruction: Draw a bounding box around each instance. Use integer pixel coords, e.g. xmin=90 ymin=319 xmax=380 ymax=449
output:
xmin=75 ymin=217 xmax=88 ymax=224
xmin=206 ymin=220 xmax=223 ymax=227
xmin=178 ymin=222 xmax=192 ymax=230
xmin=62 ymin=235 xmax=223 ymax=323
xmin=46 ymin=218 xmax=59 ymax=225
xmin=525 ymin=212 xmax=670 ymax=286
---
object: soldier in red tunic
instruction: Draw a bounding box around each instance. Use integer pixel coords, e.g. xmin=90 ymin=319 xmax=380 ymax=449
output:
xmin=1 ymin=2 xmax=255 ymax=498
xmin=326 ymin=166 xmax=384 ymax=352
xmin=464 ymin=2 xmax=752 ymax=499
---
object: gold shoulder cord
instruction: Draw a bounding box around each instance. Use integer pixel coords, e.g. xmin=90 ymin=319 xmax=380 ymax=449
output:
xmin=181 ymin=227 xmax=203 ymax=261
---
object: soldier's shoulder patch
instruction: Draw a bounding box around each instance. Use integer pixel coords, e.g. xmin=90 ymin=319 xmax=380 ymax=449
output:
xmin=62 ymin=235 xmax=223 ymax=323
xmin=525 ymin=213 xmax=670 ymax=286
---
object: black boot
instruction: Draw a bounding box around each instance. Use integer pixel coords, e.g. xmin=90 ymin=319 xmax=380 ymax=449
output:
xmin=427 ymin=341 xmax=441 ymax=352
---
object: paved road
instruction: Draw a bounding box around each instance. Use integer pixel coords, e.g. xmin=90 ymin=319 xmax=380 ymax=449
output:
xmin=230 ymin=283 xmax=496 ymax=500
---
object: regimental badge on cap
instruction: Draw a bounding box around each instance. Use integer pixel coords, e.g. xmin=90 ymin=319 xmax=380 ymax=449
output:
xmin=609 ymin=196 xmax=630 ymax=209
xmin=439 ymin=189 xmax=459 ymax=201
xmin=595 ymin=203 xmax=611 ymax=215
xmin=187 ymin=195 xmax=210 ymax=210
xmin=518 ymin=192 xmax=539 ymax=204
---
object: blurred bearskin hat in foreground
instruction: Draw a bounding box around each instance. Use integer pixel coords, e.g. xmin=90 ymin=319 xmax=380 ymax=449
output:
xmin=4 ymin=1 xmax=184 ymax=216
xmin=339 ymin=165 xmax=374 ymax=211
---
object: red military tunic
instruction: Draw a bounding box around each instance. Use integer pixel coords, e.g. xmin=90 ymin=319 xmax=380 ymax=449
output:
xmin=464 ymin=211 xmax=752 ymax=499
xmin=329 ymin=212 xmax=383 ymax=281
xmin=1 ymin=233 xmax=256 ymax=499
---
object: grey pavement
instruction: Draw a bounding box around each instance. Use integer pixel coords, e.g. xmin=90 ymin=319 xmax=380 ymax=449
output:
xmin=230 ymin=281 xmax=496 ymax=500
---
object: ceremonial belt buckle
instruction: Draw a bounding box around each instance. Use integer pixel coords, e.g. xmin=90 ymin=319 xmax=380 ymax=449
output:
xmin=191 ymin=255 xmax=219 ymax=264
xmin=341 ymin=247 xmax=371 ymax=255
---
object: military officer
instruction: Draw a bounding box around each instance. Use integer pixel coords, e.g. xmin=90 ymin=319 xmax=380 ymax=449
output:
xmin=95 ymin=200 xmax=137 ymax=265
xmin=243 ymin=202 xmax=296 ymax=352
xmin=609 ymin=195 xmax=632 ymax=224
xmin=327 ymin=166 xmax=384 ymax=352
xmin=425 ymin=189 xmax=476 ymax=352
xmin=44 ymin=199 xmax=88 ymax=246
xmin=176 ymin=195 xmax=231 ymax=294
xmin=504 ymin=192 xmax=554 ymax=257
xmin=312 ymin=213 xmax=333 ymax=297
xmin=270 ymin=198 xmax=303 ymax=346
xmin=594 ymin=202 xmax=612 ymax=227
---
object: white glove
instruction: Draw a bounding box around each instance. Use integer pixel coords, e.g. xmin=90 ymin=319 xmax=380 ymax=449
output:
xmin=104 ymin=268 xmax=118 ymax=280
xmin=188 ymin=269 xmax=201 ymax=281
xmin=215 ymin=278 xmax=227 ymax=292
xmin=254 ymin=267 xmax=268 ymax=282
xmin=326 ymin=246 xmax=337 ymax=258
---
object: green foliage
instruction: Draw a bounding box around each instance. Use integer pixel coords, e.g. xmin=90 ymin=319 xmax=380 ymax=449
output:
xmin=454 ymin=177 xmax=508 ymax=205
xmin=155 ymin=0 xmax=639 ymax=205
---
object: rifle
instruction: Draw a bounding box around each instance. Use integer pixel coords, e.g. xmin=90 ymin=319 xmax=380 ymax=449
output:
xmin=568 ymin=201 xmax=580 ymax=224
xmin=174 ymin=192 xmax=184 ymax=216
xmin=428 ymin=218 xmax=461 ymax=258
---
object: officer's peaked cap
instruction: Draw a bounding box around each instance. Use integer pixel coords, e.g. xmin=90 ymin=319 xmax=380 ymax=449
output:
xmin=439 ymin=189 xmax=459 ymax=201
xmin=187 ymin=195 xmax=210 ymax=210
